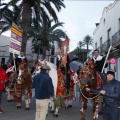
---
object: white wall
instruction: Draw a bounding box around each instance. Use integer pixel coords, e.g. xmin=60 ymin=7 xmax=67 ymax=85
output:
xmin=0 ymin=35 xmax=10 ymax=63
xmin=93 ymin=1 xmax=120 ymax=48
xmin=93 ymin=1 xmax=120 ymax=76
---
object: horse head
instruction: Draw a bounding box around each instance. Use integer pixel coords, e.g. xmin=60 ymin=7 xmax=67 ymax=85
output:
xmin=17 ymin=62 xmax=29 ymax=84
xmin=35 ymin=61 xmax=42 ymax=72
xmin=87 ymin=58 xmax=96 ymax=70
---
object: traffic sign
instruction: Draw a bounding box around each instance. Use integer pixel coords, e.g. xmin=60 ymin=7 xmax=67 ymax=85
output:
xmin=110 ymin=58 xmax=116 ymax=64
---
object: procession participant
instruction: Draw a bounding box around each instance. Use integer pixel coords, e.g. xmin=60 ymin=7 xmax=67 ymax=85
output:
xmin=92 ymin=49 xmax=109 ymax=115
xmin=12 ymin=51 xmax=27 ymax=72
xmin=71 ymin=71 xmax=78 ymax=101
xmin=32 ymin=64 xmax=54 ymax=120
xmin=6 ymin=62 xmax=15 ymax=101
xmin=86 ymin=70 xmax=120 ymax=120
xmin=0 ymin=64 xmax=8 ymax=113
xmin=38 ymin=54 xmax=46 ymax=65
xmin=56 ymin=52 xmax=61 ymax=70
xmin=1 ymin=62 xmax=8 ymax=71
xmin=77 ymin=66 xmax=82 ymax=76
xmin=92 ymin=49 xmax=108 ymax=73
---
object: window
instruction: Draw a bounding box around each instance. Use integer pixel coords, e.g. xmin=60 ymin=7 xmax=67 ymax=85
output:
xmin=100 ymin=37 xmax=102 ymax=52
xmin=107 ymin=28 xmax=111 ymax=40
xmin=95 ymin=42 xmax=97 ymax=49
xmin=103 ymin=19 xmax=105 ymax=25
xmin=119 ymin=18 xmax=120 ymax=30
xmin=100 ymin=37 xmax=102 ymax=46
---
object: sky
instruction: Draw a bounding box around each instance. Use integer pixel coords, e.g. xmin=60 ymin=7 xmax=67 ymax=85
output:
xmin=2 ymin=0 xmax=114 ymax=52
xmin=56 ymin=0 xmax=114 ymax=51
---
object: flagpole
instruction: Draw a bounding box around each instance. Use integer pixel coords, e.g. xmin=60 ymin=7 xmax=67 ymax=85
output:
xmin=13 ymin=52 xmax=16 ymax=72
xmin=101 ymin=45 xmax=112 ymax=73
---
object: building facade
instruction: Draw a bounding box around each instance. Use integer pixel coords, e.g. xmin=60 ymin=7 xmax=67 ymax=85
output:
xmin=93 ymin=1 xmax=120 ymax=79
xmin=0 ymin=35 xmax=59 ymax=65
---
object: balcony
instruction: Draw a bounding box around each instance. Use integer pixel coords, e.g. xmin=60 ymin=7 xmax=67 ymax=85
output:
xmin=112 ymin=30 xmax=120 ymax=47
xmin=101 ymin=39 xmax=111 ymax=52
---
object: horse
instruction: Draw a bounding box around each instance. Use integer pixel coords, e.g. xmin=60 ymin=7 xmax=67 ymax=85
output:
xmin=14 ymin=61 xmax=32 ymax=110
xmin=33 ymin=60 xmax=58 ymax=114
xmin=6 ymin=66 xmax=16 ymax=102
xmin=34 ymin=60 xmax=72 ymax=117
xmin=78 ymin=58 xmax=105 ymax=120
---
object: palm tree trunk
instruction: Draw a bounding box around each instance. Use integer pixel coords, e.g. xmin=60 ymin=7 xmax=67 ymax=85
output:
xmin=21 ymin=1 xmax=31 ymax=53
xmin=87 ymin=44 xmax=89 ymax=57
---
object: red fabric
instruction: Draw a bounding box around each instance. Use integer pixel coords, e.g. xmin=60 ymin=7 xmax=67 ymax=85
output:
xmin=0 ymin=67 xmax=8 ymax=90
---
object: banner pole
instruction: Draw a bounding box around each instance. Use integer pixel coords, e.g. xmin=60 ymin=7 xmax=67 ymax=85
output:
xmin=101 ymin=45 xmax=112 ymax=73
xmin=13 ymin=52 xmax=16 ymax=72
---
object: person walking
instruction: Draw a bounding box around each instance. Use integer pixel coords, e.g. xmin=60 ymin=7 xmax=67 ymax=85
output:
xmin=86 ymin=70 xmax=120 ymax=120
xmin=0 ymin=64 xmax=8 ymax=113
xmin=32 ymin=64 xmax=54 ymax=120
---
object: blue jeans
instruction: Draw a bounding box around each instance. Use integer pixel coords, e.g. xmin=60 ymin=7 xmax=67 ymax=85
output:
xmin=0 ymin=90 xmax=3 ymax=109
xmin=103 ymin=105 xmax=120 ymax=120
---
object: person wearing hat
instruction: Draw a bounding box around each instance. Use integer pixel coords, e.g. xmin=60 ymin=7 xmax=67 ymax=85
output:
xmin=86 ymin=69 xmax=120 ymax=120
xmin=32 ymin=64 xmax=54 ymax=120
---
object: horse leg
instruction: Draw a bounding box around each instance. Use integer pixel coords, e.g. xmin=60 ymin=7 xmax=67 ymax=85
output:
xmin=6 ymin=88 xmax=13 ymax=102
xmin=68 ymin=98 xmax=73 ymax=108
xmin=53 ymin=107 xmax=60 ymax=117
xmin=80 ymin=98 xmax=87 ymax=120
xmin=93 ymin=100 xmax=98 ymax=120
xmin=25 ymin=90 xmax=30 ymax=110
xmin=49 ymin=98 xmax=55 ymax=113
xmin=98 ymin=102 xmax=104 ymax=115
xmin=17 ymin=102 xmax=21 ymax=109
xmin=64 ymin=99 xmax=69 ymax=109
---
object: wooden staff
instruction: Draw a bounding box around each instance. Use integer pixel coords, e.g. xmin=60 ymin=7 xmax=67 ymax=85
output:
xmin=13 ymin=52 xmax=16 ymax=72
xmin=101 ymin=45 xmax=112 ymax=73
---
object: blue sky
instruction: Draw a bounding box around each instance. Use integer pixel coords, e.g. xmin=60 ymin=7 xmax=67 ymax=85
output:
xmin=2 ymin=0 xmax=114 ymax=51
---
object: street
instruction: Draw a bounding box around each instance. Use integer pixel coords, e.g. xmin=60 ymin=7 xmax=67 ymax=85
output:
xmin=0 ymin=93 xmax=103 ymax=120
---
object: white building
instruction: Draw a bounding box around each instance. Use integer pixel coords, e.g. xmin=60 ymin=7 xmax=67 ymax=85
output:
xmin=93 ymin=1 xmax=120 ymax=79
xmin=0 ymin=35 xmax=10 ymax=63
xmin=0 ymin=35 xmax=59 ymax=65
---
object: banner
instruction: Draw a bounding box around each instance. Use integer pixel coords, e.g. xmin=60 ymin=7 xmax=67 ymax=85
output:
xmin=9 ymin=22 xmax=23 ymax=55
xmin=61 ymin=39 xmax=69 ymax=66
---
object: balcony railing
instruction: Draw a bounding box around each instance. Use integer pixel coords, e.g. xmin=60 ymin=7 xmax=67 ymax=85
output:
xmin=112 ymin=30 xmax=120 ymax=46
xmin=102 ymin=39 xmax=111 ymax=52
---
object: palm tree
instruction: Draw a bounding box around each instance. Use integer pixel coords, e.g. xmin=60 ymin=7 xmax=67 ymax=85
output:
xmin=29 ymin=19 xmax=66 ymax=57
xmin=0 ymin=2 xmax=22 ymax=34
xmin=83 ymin=35 xmax=93 ymax=57
xmin=1 ymin=0 xmax=65 ymax=53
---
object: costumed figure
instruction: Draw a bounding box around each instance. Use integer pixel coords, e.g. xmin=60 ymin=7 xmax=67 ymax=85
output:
xmin=35 ymin=55 xmax=47 ymax=75
xmin=78 ymin=58 xmax=104 ymax=120
xmin=6 ymin=62 xmax=16 ymax=102
xmin=92 ymin=49 xmax=108 ymax=117
xmin=14 ymin=61 xmax=32 ymax=110
xmin=12 ymin=51 xmax=27 ymax=73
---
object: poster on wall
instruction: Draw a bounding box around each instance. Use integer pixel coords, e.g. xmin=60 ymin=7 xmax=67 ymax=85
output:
xmin=61 ymin=39 xmax=69 ymax=67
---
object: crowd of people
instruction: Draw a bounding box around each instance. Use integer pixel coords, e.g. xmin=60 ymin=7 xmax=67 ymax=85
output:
xmin=0 ymin=49 xmax=120 ymax=120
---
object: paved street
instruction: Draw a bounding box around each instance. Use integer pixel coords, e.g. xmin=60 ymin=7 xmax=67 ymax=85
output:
xmin=0 ymin=92 xmax=103 ymax=120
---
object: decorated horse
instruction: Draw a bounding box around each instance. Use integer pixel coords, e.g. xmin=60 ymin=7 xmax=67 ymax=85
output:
xmin=78 ymin=58 xmax=105 ymax=120
xmin=34 ymin=57 xmax=74 ymax=117
xmin=14 ymin=61 xmax=32 ymax=110
xmin=51 ymin=55 xmax=75 ymax=117
xmin=6 ymin=64 xmax=16 ymax=102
